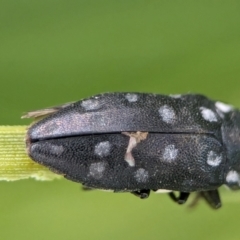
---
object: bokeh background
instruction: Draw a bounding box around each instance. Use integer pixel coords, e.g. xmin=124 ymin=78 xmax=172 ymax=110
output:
xmin=1 ymin=1 xmax=240 ymax=239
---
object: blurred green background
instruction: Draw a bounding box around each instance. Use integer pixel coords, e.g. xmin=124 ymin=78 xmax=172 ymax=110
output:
xmin=1 ymin=1 xmax=240 ymax=239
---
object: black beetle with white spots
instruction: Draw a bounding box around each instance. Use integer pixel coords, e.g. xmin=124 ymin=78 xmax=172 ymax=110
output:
xmin=23 ymin=93 xmax=240 ymax=209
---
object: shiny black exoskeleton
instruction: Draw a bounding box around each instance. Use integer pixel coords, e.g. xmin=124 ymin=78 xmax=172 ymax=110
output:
xmin=23 ymin=93 xmax=240 ymax=209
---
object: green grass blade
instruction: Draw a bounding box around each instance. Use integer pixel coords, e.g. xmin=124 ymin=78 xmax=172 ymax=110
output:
xmin=0 ymin=126 xmax=61 ymax=181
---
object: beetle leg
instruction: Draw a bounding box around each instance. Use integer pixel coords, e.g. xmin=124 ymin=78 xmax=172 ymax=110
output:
xmin=131 ymin=189 xmax=150 ymax=199
xmin=168 ymin=192 xmax=190 ymax=204
xmin=201 ymin=190 xmax=222 ymax=209
xmin=189 ymin=190 xmax=221 ymax=209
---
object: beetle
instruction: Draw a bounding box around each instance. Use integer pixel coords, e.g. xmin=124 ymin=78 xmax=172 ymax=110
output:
xmin=23 ymin=92 xmax=240 ymax=209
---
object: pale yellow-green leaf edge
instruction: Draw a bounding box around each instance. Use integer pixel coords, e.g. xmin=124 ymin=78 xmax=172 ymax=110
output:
xmin=0 ymin=126 xmax=62 ymax=181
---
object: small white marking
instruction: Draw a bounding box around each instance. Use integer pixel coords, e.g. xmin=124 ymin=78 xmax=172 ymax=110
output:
xmin=170 ymin=94 xmax=182 ymax=99
xmin=89 ymin=162 xmax=106 ymax=179
xmin=215 ymin=102 xmax=233 ymax=113
xmin=207 ymin=151 xmax=222 ymax=166
xmin=134 ymin=168 xmax=149 ymax=183
xmin=226 ymin=171 xmax=240 ymax=184
xmin=49 ymin=145 xmax=64 ymax=155
xmin=200 ymin=107 xmax=218 ymax=122
xmin=163 ymin=144 xmax=178 ymax=161
xmin=158 ymin=105 xmax=176 ymax=123
xmin=94 ymin=141 xmax=111 ymax=157
xmin=81 ymin=99 xmax=101 ymax=111
xmin=155 ymin=189 xmax=172 ymax=193
xmin=125 ymin=93 xmax=138 ymax=102
xmin=46 ymin=144 xmax=64 ymax=156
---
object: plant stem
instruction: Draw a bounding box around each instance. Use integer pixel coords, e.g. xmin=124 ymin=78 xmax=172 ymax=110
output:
xmin=0 ymin=126 xmax=61 ymax=181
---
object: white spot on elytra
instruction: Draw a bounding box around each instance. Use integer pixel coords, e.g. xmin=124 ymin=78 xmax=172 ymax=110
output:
xmin=94 ymin=141 xmax=111 ymax=157
xmin=170 ymin=94 xmax=182 ymax=99
xmin=163 ymin=144 xmax=178 ymax=161
xmin=215 ymin=102 xmax=233 ymax=113
xmin=89 ymin=162 xmax=106 ymax=179
xmin=125 ymin=93 xmax=138 ymax=102
xmin=207 ymin=151 xmax=222 ymax=166
xmin=49 ymin=145 xmax=64 ymax=155
xmin=158 ymin=105 xmax=176 ymax=123
xmin=200 ymin=107 xmax=218 ymax=122
xmin=134 ymin=168 xmax=149 ymax=183
xmin=226 ymin=171 xmax=240 ymax=184
xmin=81 ymin=99 xmax=101 ymax=111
